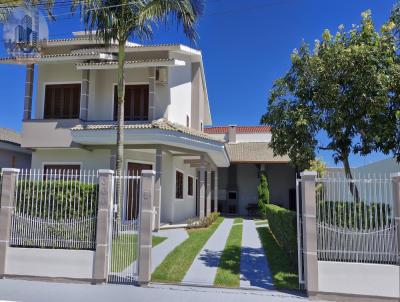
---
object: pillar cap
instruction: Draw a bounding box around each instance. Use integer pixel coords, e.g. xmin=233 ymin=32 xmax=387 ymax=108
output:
xmin=1 ymin=168 xmax=20 ymax=173
xmin=98 ymin=169 xmax=114 ymax=175
xmin=141 ymin=170 xmax=156 ymax=176
xmin=300 ymin=171 xmax=317 ymax=177
xmin=390 ymin=172 xmax=400 ymax=179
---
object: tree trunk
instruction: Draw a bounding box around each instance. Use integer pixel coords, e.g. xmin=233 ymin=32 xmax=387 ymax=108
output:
xmin=343 ymin=155 xmax=360 ymax=202
xmin=115 ymin=39 xmax=126 ymax=222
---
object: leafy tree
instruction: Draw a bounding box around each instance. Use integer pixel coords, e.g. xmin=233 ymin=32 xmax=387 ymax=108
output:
xmin=306 ymin=158 xmax=327 ymax=177
xmin=257 ymin=174 xmax=270 ymax=214
xmin=262 ymin=10 xmax=400 ymax=198
xmin=72 ymin=0 xmax=204 ymax=204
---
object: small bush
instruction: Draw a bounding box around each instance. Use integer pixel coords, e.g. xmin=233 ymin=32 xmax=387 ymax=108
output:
xmin=187 ymin=212 xmax=220 ymax=229
xmin=265 ymin=204 xmax=297 ymax=267
xmin=257 ymin=174 xmax=270 ymax=217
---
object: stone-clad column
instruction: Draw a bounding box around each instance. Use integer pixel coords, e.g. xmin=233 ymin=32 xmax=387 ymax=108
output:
xmin=23 ymin=64 xmax=34 ymax=121
xmin=154 ymin=148 xmax=163 ymax=231
xmin=148 ymin=67 xmax=156 ymax=121
xmin=391 ymin=173 xmax=400 ymax=261
xmin=300 ymin=171 xmax=318 ymax=294
xmin=93 ymin=169 xmax=114 ymax=283
xmin=206 ymin=166 xmax=211 ymax=216
xmin=214 ymin=170 xmax=218 ymax=212
xmin=199 ymin=156 xmax=206 ymax=219
xmin=138 ymin=170 xmax=155 ymax=285
xmin=0 ymin=168 xmax=19 ymax=277
xmin=80 ymin=70 xmax=90 ymax=121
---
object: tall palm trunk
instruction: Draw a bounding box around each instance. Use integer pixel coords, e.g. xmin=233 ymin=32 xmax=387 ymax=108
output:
xmin=343 ymin=155 xmax=360 ymax=202
xmin=115 ymin=39 xmax=126 ymax=220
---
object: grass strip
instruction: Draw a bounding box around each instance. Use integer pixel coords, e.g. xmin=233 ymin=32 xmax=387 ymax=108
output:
xmin=233 ymin=217 xmax=243 ymax=224
xmin=152 ymin=217 xmax=224 ymax=283
xmin=257 ymin=226 xmax=298 ymax=290
xmin=214 ymin=222 xmax=243 ymax=287
xmin=111 ymin=234 xmax=166 ymax=272
xmin=255 ymin=219 xmax=268 ymax=225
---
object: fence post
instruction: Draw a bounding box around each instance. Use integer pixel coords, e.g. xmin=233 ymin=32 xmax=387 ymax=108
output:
xmin=0 ymin=168 xmax=19 ymax=278
xmin=391 ymin=173 xmax=400 ymax=262
xmin=300 ymin=171 xmax=318 ymax=295
xmin=138 ymin=170 xmax=155 ymax=286
xmin=93 ymin=169 xmax=114 ymax=284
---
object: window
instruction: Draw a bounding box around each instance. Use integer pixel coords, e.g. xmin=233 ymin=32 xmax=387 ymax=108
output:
xmin=188 ymin=176 xmax=193 ymax=196
xmin=44 ymin=84 xmax=81 ymax=119
xmin=200 ymin=121 xmax=203 ymax=131
xmin=186 ymin=115 xmax=190 ymax=128
xmin=114 ymin=85 xmax=149 ymax=121
xmin=228 ymin=191 xmax=237 ymax=200
xmin=175 ymin=171 xmax=183 ymax=199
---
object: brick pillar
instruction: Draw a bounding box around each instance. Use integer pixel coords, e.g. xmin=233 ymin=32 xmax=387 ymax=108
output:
xmin=138 ymin=170 xmax=155 ymax=286
xmin=93 ymin=169 xmax=114 ymax=283
xmin=206 ymin=167 xmax=211 ymax=216
xmin=199 ymin=156 xmax=206 ymax=219
xmin=391 ymin=173 xmax=400 ymax=263
xmin=154 ymin=148 xmax=162 ymax=231
xmin=23 ymin=64 xmax=34 ymax=120
xmin=148 ymin=67 xmax=156 ymax=121
xmin=214 ymin=170 xmax=218 ymax=212
xmin=300 ymin=171 xmax=318 ymax=294
xmin=80 ymin=70 xmax=90 ymax=120
xmin=0 ymin=168 xmax=19 ymax=277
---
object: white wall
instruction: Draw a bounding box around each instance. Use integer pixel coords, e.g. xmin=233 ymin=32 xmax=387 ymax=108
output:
xmin=318 ymin=261 xmax=400 ymax=299
xmin=168 ymin=63 xmax=192 ymax=126
xmin=236 ymin=133 xmax=271 ymax=143
xmin=31 ymin=149 xmax=112 ymax=170
xmin=6 ymin=247 xmax=95 ymax=280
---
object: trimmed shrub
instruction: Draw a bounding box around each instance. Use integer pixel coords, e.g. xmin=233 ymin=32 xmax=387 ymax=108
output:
xmin=16 ymin=180 xmax=99 ymax=219
xmin=265 ymin=204 xmax=297 ymax=267
xmin=257 ymin=174 xmax=270 ymax=216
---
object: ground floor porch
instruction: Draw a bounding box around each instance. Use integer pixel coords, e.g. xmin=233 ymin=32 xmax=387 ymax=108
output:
xmin=30 ymin=145 xmax=221 ymax=227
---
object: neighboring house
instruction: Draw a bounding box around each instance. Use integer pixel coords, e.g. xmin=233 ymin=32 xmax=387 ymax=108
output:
xmin=0 ymin=128 xmax=31 ymax=169
xmin=327 ymin=157 xmax=400 ymax=176
xmin=0 ymin=31 xmax=229 ymax=226
xmin=205 ymin=125 xmax=297 ymax=214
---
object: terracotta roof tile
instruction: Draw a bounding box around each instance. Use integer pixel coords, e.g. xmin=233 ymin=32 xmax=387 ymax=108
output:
xmin=225 ymin=142 xmax=289 ymax=163
xmin=0 ymin=128 xmax=21 ymax=145
xmin=204 ymin=125 xmax=271 ymax=134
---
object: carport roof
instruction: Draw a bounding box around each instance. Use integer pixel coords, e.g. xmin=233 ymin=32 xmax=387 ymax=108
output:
xmin=226 ymin=142 xmax=290 ymax=163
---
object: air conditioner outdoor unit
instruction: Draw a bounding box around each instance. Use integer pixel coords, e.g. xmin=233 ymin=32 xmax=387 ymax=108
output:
xmin=156 ymin=67 xmax=168 ymax=84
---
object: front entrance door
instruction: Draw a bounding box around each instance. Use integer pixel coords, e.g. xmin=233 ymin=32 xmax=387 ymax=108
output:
xmin=125 ymin=162 xmax=152 ymax=221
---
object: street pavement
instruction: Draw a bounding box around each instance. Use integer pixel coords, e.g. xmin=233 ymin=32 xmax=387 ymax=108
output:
xmin=0 ymin=279 xmax=315 ymax=302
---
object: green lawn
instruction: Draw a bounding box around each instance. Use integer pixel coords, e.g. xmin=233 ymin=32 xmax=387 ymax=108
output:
xmin=111 ymin=234 xmax=166 ymax=272
xmin=233 ymin=217 xmax=243 ymax=224
xmin=257 ymin=226 xmax=298 ymax=290
xmin=214 ymin=222 xmax=243 ymax=287
xmin=152 ymin=217 xmax=224 ymax=283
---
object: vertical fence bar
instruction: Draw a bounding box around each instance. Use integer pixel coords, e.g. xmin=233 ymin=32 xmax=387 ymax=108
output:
xmin=300 ymin=171 xmax=318 ymax=294
xmin=93 ymin=169 xmax=114 ymax=283
xmin=391 ymin=173 xmax=400 ymax=267
xmin=137 ymin=170 xmax=155 ymax=286
xmin=0 ymin=168 xmax=19 ymax=278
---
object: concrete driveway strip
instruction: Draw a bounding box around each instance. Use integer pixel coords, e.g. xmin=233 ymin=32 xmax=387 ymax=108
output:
xmin=182 ymin=218 xmax=234 ymax=286
xmin=240 ymin=219 xmax=275 ymax=290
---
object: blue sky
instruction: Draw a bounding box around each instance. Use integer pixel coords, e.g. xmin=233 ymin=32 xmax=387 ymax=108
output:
xmin=0 ymin=0 xmax=396 ymax=167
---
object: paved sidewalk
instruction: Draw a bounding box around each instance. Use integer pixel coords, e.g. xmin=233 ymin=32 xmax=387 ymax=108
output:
xmin=240 ymin=219 xmax=274 ymax=290
xmin=0 ymin=279 xmax=312 ymax=302
xmin=182 ymin=218 xmax=234 ymax=286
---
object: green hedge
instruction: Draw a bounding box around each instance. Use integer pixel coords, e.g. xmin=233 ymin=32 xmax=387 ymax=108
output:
xmin=16 ymin=180 xmax=99 ymax=219
xmin=264 ymin=204 xmax=297 ymax=267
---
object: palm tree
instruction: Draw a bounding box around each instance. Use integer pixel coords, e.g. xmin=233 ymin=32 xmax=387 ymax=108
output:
xmin=73 ymin=0 xmax=204 ymax=207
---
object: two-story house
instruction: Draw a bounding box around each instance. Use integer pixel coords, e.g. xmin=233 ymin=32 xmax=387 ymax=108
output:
xmin=1 ymin=31 xmax=229 ymax=228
